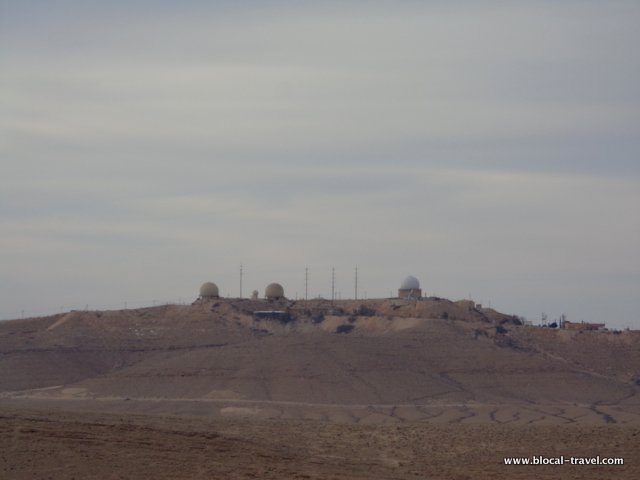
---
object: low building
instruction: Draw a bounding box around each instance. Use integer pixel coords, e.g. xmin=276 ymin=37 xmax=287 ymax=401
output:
xmin=564 ymin=321 xmax=606 ymax=331
xmin=253 ymin=310 xmax=292 ymax=322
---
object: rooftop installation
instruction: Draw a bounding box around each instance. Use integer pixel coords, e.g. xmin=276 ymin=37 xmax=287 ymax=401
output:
xmin=199 ymin=282 xmax=219 ymax=299
xmin=398 ymin=276 xmax=422 ymax=299
xmin=265 ymin=283 xmax=285 ymax=300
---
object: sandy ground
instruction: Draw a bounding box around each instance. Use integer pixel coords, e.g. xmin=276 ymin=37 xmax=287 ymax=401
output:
xmin=1 ymin=406 xmax=638 ymax=480
xmin=2 ymin=301 xmax=639 ymax=478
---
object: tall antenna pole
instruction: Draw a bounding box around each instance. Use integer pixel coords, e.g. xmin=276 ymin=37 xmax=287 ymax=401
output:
xmin=354 ymin=266 xmax=358 ymax=300
xmin=331 ymin=267 xmax=335 ymax=304
xmin=305 ymin=267 xmax=308 ymax=300
xmin=239 ymin=264 xmax=243 ymax=298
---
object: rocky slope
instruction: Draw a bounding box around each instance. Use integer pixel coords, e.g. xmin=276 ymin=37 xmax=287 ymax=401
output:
xmin=1 ymin=298 xmax=639 ymax=424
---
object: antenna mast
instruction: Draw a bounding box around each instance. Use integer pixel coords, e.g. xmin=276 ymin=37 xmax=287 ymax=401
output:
xmin=354 ymin=266 xmax=358 ymax=300
xmin=331 ymin=267 xmax=335 ymax=304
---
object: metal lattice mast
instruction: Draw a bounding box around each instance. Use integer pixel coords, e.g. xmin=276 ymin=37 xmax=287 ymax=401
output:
xmin=331 ymin=267 xmax=335 ymax=303
xmin=355 ymin=266 xmax=358 ymax=300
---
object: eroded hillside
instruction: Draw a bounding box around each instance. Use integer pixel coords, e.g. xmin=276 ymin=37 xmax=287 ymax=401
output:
xmin=1 ymin=298 xmax=639 ymax=424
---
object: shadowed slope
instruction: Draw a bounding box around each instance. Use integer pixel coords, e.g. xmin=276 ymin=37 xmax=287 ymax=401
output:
xmin=1 ymin=299 xmax=639 ymax=421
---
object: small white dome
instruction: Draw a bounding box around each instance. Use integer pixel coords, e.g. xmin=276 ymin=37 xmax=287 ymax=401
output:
xmin=265 ymin=283 xmax=285 ymax=299
xmin=400 ymin=276 xmax=420 ymax=290
xmin=200 ymin=282 xmax=219 ymax=298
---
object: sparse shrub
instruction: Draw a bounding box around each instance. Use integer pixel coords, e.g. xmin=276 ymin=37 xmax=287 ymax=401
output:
xmin=335 ymin=324 xmax=355 ymax=334
xmin=355 ymin=305 xmax=376 ymax=317
xmin=347 ymin=316 xmax=357 ymax=323
xmin=495 ymin=325 xmax=508 ymax=335
xmin=474 ymin=328 xmax=488 ymax=339
xmin=440 ymin=312 xmax=449 ymax=319
xmin=251 ymin=328 xmax=271 ymax=336
xmin=311 ymin=313 xmax=325 ymax=324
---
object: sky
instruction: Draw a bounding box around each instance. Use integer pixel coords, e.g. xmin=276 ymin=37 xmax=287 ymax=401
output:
xmin=1 ymin=1 xmax=639 ymax=328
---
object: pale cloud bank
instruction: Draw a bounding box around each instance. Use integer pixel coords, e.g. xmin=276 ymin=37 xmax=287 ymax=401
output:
xmin=1 ymin=1 xmax=639 ymax=327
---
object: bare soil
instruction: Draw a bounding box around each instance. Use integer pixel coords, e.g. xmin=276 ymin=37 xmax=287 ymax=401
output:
xmin=1 ymin=298 xmax=639 ymax=478
xmin=1 ymin=407 xmax=638 ymax=480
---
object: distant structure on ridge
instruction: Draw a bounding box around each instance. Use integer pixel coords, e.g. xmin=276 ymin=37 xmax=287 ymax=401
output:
xmin=398 ymin=276 xmax=422 ymax=299
xmin=199 ymin=282 xmax=220 ymax=299
xmin=265 ymin=283 xmax=285 ymax=300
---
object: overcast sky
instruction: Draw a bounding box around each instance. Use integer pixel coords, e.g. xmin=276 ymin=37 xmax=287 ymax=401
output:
xmin=1 ymin=1 xmax=639 ymax=328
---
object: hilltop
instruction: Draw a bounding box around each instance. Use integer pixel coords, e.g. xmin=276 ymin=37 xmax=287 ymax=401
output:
xmin=3 ymin=297 xmax=640 ymax=479
xmin=1 ymin=297 xmax=639 ymax=424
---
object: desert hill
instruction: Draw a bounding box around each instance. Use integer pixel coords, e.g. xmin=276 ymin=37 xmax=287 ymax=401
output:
xmin=1 ymin=297 xmax=639 ymax=424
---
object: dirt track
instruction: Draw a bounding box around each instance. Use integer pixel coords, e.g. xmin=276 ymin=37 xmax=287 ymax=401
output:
xmin=2 ymin=394 xmax=640 ymax=426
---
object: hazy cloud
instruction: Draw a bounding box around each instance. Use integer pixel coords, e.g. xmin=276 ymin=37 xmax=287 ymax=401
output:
xmin=1 ymin=1 xmax=638 ymax=327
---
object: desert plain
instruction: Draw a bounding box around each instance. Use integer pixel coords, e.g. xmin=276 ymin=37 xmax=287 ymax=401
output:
xmin=1 ymin=297 xmax=639 ymax=479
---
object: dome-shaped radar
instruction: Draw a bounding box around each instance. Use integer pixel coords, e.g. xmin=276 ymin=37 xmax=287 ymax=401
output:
xmin=400 ymin=276 xmax=420 ymax=290
xmin=200 ymin=282 xmax=219 ymax=299
xmin=398 ymin=276 xmax=422 ymax=299
xmin=265 ymin=283 xmax=285 ymax=300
